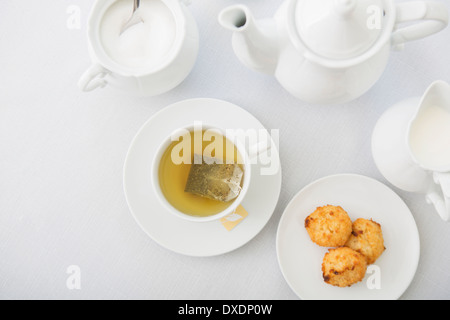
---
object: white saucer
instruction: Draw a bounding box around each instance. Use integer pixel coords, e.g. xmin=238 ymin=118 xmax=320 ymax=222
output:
xmin=276 ymin=174 xmax=420 ymax=300
xmin=124 ymin=98 xmax=282 ymax=257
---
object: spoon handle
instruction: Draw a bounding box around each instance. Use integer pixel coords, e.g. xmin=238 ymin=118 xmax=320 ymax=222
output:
xmin=134 ymin=0 xmax=140 ymax=11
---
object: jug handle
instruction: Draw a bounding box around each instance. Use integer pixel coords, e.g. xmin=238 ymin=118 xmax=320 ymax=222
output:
xmin=78 ymin=63 xmax=110 ymax=92
xmin=426 ymin=172 xmax=450 ymax=222
xmin=392 ymin=1 xmax=449 ymax=49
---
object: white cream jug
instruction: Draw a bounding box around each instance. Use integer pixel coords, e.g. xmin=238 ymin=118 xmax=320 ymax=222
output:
xmin=372 ymin=81 xmax=450 ymax=222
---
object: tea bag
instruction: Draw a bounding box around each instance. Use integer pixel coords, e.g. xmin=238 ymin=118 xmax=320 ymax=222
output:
xmin=185 ymin=154 xmax=244 ymax=202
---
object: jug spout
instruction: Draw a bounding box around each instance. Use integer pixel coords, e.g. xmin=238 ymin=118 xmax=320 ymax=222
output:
xmin=219 ymin=5 xmax=279 ymax=75
xmin=419 ymin=80 xmax=450 ymax=115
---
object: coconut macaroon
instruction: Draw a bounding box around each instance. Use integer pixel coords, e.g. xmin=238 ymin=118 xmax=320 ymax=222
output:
xmin=305 ymin=205 xmax=353 ymax=247
xmin=322 ymin=247 xmax=367 ymax=288
xmin=345 ymin=218 xmax=385 ymax=265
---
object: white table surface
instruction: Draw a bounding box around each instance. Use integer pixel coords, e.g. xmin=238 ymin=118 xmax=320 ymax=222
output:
xmin=1 ymin=0 xmax=450 ymax=300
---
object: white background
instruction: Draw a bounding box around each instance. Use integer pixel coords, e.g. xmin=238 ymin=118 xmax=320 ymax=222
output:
xmin=1 ymin=0 xmax=450 ymax=300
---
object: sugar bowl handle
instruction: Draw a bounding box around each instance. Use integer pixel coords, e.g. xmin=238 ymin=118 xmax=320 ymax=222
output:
xmin=78 ymin=63 xmax=110 ymax=92
xmin=392 ymin=1 xmax=449 ymax=48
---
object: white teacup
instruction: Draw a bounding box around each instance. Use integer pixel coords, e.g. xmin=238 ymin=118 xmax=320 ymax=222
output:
xmin=151 ymin=124 xmax=270 ymax=223
xmin=78 ymin=0 xmax=199 ymax=96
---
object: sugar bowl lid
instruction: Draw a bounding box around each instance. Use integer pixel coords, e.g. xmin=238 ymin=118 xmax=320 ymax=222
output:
xmin=292 ymin=0 xmax=387 ymax=60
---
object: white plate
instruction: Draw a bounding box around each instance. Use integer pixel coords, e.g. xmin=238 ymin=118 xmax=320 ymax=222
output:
xmin=276 ymin=174 xmax=420 ymax=300
xmin=124 ymin=98 xmax=282 ymax=257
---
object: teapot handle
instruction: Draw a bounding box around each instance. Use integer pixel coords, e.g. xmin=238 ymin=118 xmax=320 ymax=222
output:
xmin=392 ymin=1 xmax=449 ymax=49
xmin=426 ymin=172 xmax=450 ymax=222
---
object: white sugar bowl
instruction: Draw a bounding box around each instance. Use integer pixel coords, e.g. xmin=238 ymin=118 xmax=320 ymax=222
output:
xmin=79 ymin=0 xmax=199 ymax=96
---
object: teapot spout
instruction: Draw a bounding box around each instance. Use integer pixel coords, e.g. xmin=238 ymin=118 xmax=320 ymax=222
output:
xmin=219 ymin=5 xmax=279 ymax=75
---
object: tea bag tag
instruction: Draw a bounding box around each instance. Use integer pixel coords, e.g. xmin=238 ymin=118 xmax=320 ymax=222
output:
xmin=220 ymin=205 xmax=249 ymax=231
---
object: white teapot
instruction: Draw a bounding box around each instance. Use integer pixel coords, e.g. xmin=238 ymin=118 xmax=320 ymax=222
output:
xmin=219 ymin=0 xmax=448 ymax=104
xmin=372 ymin=81 xmax=450 ymax=222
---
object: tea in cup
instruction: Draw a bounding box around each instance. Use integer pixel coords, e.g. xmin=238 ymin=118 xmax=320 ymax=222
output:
xmin=152 ymin=124 xmax=269 ymax=222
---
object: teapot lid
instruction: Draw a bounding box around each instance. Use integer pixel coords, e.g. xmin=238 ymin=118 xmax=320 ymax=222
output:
xmin=293 ymin=0 xmax=387 ymax=60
